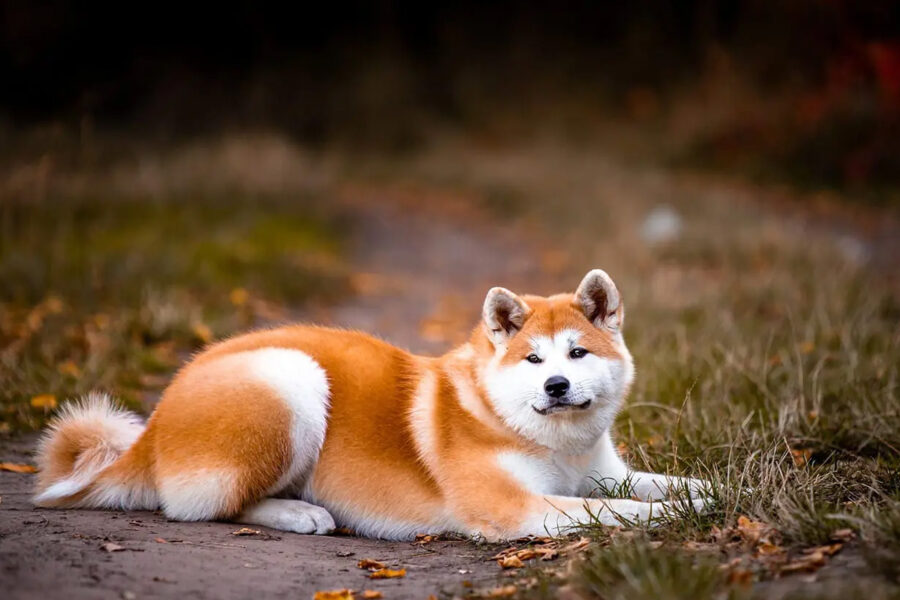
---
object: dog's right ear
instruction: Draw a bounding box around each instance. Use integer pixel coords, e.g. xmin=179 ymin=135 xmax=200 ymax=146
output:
xmin=483 ymin=287 xmax=531 ymax=347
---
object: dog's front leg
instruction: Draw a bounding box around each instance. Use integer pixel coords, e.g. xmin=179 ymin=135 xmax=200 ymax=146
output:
xmin=579 ymin=432 xmax=711 ymax=502
xmin=509 ymin=494 xmax=707 ymax=539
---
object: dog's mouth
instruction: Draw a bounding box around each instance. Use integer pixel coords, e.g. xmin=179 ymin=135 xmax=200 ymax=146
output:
xmin=532 ymin=398 xmax=592 ymax=415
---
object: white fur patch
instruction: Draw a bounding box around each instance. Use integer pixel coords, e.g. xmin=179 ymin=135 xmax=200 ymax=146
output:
xmin=159 ymin=468 xmax=237 ymax=521
xmin=305 ymin=492 xmax=460 ymax=541
xmin=483 ymin=329 xmax=634 ymax=453
xmin=245 ymin=348 xmax=331 ymax=495
xmin=408 ymin=368 xmax=441 ymax=476
xmin=496 ymin=451 xmax=590 ymax=496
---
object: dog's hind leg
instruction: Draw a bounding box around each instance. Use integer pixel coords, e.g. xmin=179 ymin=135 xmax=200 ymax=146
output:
xmin=235 ymin=498 xmax=335 ymax=534
xmin=152 ymin=347 xmax=332 ymax=528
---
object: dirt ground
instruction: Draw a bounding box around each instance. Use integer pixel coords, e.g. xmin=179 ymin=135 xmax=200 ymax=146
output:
xmin=0 ymin=197 xmax=552 ymax=600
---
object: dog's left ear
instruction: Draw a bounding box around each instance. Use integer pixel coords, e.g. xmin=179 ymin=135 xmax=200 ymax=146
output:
xmin=574 ymin=269 xmax=623 ymax=330
xmin=483 ymin=287 xmax=531 ymax=347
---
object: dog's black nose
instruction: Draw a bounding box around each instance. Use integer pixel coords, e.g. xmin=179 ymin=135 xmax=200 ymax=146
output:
xmin=544 ymin=376 xmax=570 ymax=398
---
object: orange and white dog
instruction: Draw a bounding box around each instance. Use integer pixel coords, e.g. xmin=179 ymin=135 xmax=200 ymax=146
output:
xmin=34 ymin=269 xmax=708 ymax=540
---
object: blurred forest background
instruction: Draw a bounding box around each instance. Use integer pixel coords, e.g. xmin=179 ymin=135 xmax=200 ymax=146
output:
xmin=2 ymin=0 xmax=899 ymax=190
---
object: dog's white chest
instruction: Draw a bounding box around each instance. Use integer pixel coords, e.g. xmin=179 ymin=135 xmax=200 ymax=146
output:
xmin=495 ymin=451 xmax=590 ymax=496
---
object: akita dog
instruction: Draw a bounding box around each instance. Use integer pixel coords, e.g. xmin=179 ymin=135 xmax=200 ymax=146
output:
xmin=34 ymin=269 xmax=708 ymax=540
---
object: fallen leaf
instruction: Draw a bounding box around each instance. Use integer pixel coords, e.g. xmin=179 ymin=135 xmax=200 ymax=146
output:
xmin=727 ymin=568 xmax=754 ymax=585
xmin=30 ymin=394 xmax=57 ymax=410
xmin=192 ymin=322 xmax=213 ymax=343
xmin=57 ymin=360 xmax=81 ymax=377
xmin=336 ymin=550 xmax=355 ymax=557
xmin=362 ymin=592 xmax=382 ymax=600
xmin=101 ymin=542 xmax=126 ymax=552
xmin=490 ymin=547 xmax=519 ymax=561
xmin=0 ymin=462 xmax=38 ymax=473
xmin=497 ymin=555 xmax=525 ymax=569
xmin=804 ymin=543 xmax=843 ymax=557
xmin=483 ymin=585 xmax=517 ymax=598
xmin=536 ymin=547 xmax=559 ymax=561
xmin=154 ymin=538 xmax=167 ymax=543
xmin=229 ymin=287 xmax=249 ymax=306
xmin=561 ymin=537 xmax=591 ymax=554
xmin=790 ymin=447 xmax=813 ymax=467
xmin=757 ymin=542 xmax=785 ymax=556
xmin=357 ymin=558 xmax=385 ymax=571
xmin=736 ymin=516 xmax=773 ymax=545
xmin=313 ymin=590 xmax=354 ymax=600
xmin=780 ymin=556 xmax=826 ymax=574
xmin=44 ymin=296 xmax=64 ymax=314
xmin=515 ymin=548 xmax=538 ymax=561
xmin=232 ymin=527 xmax=261 ymax=536
xmin=368 ymin=568 xmax=406 ymax=579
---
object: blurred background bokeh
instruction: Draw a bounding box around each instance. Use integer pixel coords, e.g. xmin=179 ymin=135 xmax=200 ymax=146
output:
xmin=3 ymin=1 xmax=900 ymax=188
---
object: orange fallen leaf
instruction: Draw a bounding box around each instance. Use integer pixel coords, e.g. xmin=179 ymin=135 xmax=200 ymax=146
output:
xmin=561 ymin=537 xmax=591 ymax=554
xmin=229 ymin=287 xmax=249 ymax=306
xmin=757 ymin=542 xmax=785 ymax=556
xmin=804 ymin=543 xmax=843 ymax=557
xmin=368 ymin=568 xmax=406 ymax=579
xmin=232 ymin=527 xmax=261 ymax=536
xmin=483 ymin=585 xmax=517 ymax=598
xmin=727 ymin=568 xmax=754 ymax=585
xmin=30 ymin=394 xmax=57 ymax=410
xmin=490 ymin=547 xmax=519 ymax=561
xmin=736 ymin=516 xmax=771 ymax=545
xmin=362 ymin=592 xmax=382 ymax=600
xmin=536 ymin=546 xmax=559 ymax=561
xmin=0 ymin=462 xmax=38 ymax=473
xmin=154 ymin=538 xmax=167 ymax=543
xmin=313 ymin=590 xmax=354 ymax=600
xmin=497 ymin=555 xmax=524 ymax=569
xmin=790 ymin=447 xmax=813 ymax=467
xmin=58 ymin=360 xmax=81 ymax=378
xmin=192 ymin=323 xmax=213 ymax=343
xmin=357 ymin=558 xmax=385 ymax=571
xmin=780 ymin=556 xmax=826 ymax=574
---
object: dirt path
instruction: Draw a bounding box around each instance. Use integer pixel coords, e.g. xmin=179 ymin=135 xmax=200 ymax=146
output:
xmin=0 ymin=194 xmax=552 ymax=600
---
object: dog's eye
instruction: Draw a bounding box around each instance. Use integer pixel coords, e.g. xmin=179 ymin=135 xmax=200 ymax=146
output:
xmin=569 ymin=347 xmax=588 ymax=359
xmin=526 ymin=354 xmax=543 ymax=364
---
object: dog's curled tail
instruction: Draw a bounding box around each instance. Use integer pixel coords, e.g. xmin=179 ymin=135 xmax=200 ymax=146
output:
xmin=33 ymin=392 xmax=157 ymax=510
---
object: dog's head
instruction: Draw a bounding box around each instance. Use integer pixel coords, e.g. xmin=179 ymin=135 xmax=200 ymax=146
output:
xmin=475 ymin=269 xmax=634 ymax=453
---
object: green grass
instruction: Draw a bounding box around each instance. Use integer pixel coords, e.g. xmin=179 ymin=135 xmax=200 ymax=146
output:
xmin=0 ymin=188 xmax=349 ymax=431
